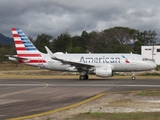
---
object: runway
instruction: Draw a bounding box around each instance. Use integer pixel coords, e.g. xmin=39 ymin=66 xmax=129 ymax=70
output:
xmin=0 ymin=78 xmax=160 ymax=119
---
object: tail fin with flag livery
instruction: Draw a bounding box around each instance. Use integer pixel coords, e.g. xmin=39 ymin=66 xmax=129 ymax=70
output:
xmin=11 ymin=28 xmax=46 ymax=66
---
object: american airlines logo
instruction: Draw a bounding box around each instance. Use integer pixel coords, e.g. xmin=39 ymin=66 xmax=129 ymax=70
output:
xmin=122 ymin=55 xmax=130 ymax=63
xmin=79 ymin=56 xmax=121 ymax=63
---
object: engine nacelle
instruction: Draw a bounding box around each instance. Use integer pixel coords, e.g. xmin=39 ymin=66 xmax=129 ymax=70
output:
xmin=94 ymin=68 xmax=113 ymax=77
xmin=66 ymin=67 xmax=78 ymax=72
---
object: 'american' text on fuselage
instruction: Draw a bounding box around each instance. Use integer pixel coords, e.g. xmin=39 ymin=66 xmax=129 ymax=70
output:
xmin=79 ymin=56 xmax=121 ymax=63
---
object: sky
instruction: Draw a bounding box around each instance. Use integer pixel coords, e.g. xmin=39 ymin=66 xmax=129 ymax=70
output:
xmin=1 ymin=0 xmax=160 ymax=39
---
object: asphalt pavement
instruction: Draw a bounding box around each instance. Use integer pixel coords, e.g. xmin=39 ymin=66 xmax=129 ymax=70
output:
xmin=0 ymin=78 xmax=160 ymax=119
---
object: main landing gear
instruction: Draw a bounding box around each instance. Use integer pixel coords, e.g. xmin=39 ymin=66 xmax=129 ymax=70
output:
xmin=131 ymin=72 xmax=136 ymax=80
xmin=79 ymin=75 xmax=89 ymax=80
xmin=79 ymin=71 xmax=89 ymax=80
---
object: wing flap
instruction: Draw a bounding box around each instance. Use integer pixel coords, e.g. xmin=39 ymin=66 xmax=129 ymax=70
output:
xmin=59 ymin=59 xmax=95 ymax=68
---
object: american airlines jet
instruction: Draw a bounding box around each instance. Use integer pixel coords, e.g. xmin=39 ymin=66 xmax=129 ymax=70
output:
xmin=7 ymin=28 xmax=156 ymax=80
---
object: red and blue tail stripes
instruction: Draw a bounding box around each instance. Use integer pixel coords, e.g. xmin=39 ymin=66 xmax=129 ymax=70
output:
xmin=12 ymin=28 xmax=37 ymax=52
xmin=12 ymin=28 xmax=46 ymax=64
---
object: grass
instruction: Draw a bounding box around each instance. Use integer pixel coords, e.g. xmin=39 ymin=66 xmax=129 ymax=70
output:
xmin=136 ymin=90 xmax=160 ymax=96
xmin=66 ymin=112 xmax=160 ymax=120
xmin=114 ymin=72 xmax=160 ymax=76
xmin=113 ymin=73 xmax=125 ymax=76
xmin=108 ymin=98 xmax=133 ymax=107
xmin=139 ymin=72 xmax=160 ymax=76
xmin=0 ymin=61 xmax=39 ymax=70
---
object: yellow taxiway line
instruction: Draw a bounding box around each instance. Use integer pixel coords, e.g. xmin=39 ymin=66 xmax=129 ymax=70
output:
xmin=8 ymin=93 xmax=104 ymax=120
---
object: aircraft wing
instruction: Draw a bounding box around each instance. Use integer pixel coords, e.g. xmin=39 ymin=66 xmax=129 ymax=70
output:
xmin=45 ymin=46 xmax=95 ymax=68
xmin=54 ymin=56 xmax=95 ymax=68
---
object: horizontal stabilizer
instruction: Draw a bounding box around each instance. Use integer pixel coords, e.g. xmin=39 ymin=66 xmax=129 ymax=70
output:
xmin=5 ymin=55 xmax=28 ymax=60
xmin=5 ymin=55 xmax=29 ymax=62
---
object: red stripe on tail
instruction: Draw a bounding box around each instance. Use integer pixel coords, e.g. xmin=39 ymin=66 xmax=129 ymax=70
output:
xmin=18 ymin=54 xmax=42 ymax=57
xmin=16 ymin=47 xmax=26 ymax=50
xmin=13 ymin=34 xmax=20 ymax=37
xmin=15 ymin=41 xmax=23 ymax=44
xmin=12 ymin=28 xmax=16 ymax=31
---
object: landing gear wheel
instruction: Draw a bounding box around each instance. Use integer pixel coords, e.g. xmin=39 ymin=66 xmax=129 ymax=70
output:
xmin=79 ymin=75 xmax=84 ymax=80
xmin=79 ymin=75 xmax=89 ymax=80
xmin=131 ymin=76 xmax=136 ymax=80
xmin=85 ymin=75 xmax=88 ymax=80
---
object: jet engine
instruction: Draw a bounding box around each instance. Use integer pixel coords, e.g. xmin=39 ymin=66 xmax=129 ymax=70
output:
xmin=94 ymin=67 xmax=113 ymax=77
xmin=66 ymin=67 xmax=78 ymax=72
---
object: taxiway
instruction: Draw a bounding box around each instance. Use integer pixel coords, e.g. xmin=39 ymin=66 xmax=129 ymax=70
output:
xmin=0 ymin=78 xmax=160 ymax=119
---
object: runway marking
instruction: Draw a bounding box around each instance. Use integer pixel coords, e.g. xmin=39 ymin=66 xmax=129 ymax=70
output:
xmin=0 ymin=84 xmax=47 ymax=87
xmin=0 ymin=84 xmax=160 ymax=87
xmin=46 ymin=84 xmax=160 ymax=87
xmin=0 ymin=83 xmax=48 ymax=98
xmin=8 ymin=93 xmax=104 ymax=120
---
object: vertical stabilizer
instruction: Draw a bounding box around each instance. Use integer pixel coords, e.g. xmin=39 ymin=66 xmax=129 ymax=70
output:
xmin=11 ymin=28 xmax=46 ymax=64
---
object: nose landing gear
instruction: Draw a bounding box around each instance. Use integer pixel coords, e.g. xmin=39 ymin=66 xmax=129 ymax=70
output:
xmin=131 ymin=76 xmax=136 ymax=80
xmin=131 ymin=72 xmax=136 ymax=80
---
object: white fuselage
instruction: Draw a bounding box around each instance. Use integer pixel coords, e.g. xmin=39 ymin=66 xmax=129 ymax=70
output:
xmin=36 ymin=53 xmax=156 ymax=72
xmin=10 ymin=28 xmax=157 ymax=80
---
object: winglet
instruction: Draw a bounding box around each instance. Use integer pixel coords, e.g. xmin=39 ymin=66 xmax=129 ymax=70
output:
xmin=45 ymin=46 xmax=56 ymax=59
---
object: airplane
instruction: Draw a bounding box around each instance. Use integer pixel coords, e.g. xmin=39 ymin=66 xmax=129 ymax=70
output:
xmin=6 ymin=28 xmax=157 ymax=80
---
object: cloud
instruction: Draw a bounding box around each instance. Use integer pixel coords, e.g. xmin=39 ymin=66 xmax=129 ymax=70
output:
xmin=0 ymin=0 xmax=160 ymax=39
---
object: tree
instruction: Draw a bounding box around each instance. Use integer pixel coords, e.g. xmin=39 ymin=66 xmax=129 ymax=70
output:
xmin=81 ymin=30 xmax=90 ymax=49
xmin=34 ymin=34 xmax=53 ymax=53
xmin=0 ymin=44 xmax=15 ymax=63
xmin=104 ymin=27 xmax=137 ymax=45
xmin=71 ymin=36 xmax=86 ymax=53
xmin=100 ymin=27 xmax=137 ymax=53
xmin=134 ymin=30 xmax=157 ymax=54
xmin=71 ymin=46 xmax=84 ymax=53
xmin=52 ymin=33 xmax=71 ymax=52
xmin=86 ymin=31 xmax=106 ymax=53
